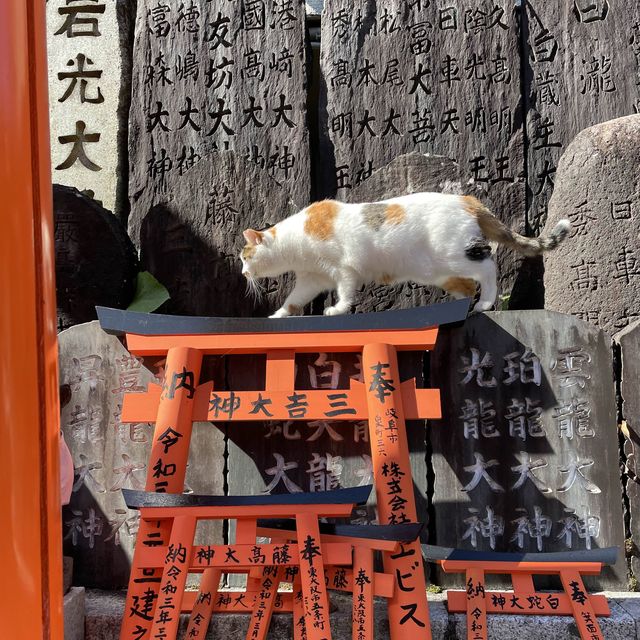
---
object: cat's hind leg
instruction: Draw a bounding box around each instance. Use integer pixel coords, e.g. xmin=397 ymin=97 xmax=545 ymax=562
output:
xmin=269 ymin=272 xmax=332 ymax=318
xmin=472 ymin=258 xmax=497 ymax=312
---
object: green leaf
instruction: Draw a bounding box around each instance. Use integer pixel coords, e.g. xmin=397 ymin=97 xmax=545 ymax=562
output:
xmin=127 ymin=271 xmax=170 ymax=313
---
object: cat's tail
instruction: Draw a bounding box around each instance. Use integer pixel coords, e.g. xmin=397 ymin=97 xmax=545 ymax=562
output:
xmin=470 ymin=198 xmax=571 ymax=257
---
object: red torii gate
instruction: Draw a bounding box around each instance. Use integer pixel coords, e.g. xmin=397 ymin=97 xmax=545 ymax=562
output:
xmin=97 ymin=300 xmax=469 ymax=640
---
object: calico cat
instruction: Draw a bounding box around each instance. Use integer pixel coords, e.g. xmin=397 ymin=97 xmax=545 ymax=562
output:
xmin=239 ymin=192 xmax=571 ymax=317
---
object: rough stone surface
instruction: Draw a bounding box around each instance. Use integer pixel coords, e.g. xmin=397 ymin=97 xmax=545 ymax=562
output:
xmin=84 ymin=589 xmax=640 ymax=639
xmin=615 ymin=319 xmax=640 ymax=586
xmin=64 ymin=587 xmax=86 ymax=640
xmin=320 ymin=0 xmax=525 ymax=301
xmin=64 ymin=556 xmax=74 ymax=595
xmin=59 ymin=321 xmax=224 ymax=589
xmin=429 ymin=310 xmax=626 ymax=589
xmin=543 ymin=115 xmax=640 ymax=334
xmin=132 ymin=151 xmax=297 ymax=317
xmin=128 ymin=0 xmax=310 ymax=227
xmin=344 ymin=152 xmax=482 ymax=313
xmin=54 ymin=185 xmax=138 ymax=332
xmin=523 ymin=2 xmax=640 ymax=233
xmin=47 ymin=0 xmax=134 ymax=219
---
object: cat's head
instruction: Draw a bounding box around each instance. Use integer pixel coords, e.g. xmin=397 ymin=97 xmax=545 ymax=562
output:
xmin=240 ymin=227 xmax=282 ymax=280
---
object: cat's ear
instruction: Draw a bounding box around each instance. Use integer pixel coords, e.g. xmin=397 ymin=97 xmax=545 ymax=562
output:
xmin=243 ymin=229 xmax=264 ymax=245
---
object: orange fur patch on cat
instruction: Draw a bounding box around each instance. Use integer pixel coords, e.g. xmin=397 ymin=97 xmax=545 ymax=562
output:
xmin=287 ymin=304 xmax=302 ymax=315
xmin=269 ymin=226 xmax=277 ymax=237
xmin=304 ymin=200 xmax=340 ymax=240
xmin=443 ymin=277 xmax=476 ymax=298
xmin=385 ymin=204 xmax=405 ymax=225
xmin=463 ymin=196 xmax=513 ymax=245
xmin=242 ymin=245 xmax=257 ymax=260
xmin=381 ymin=274 xmax=394 ymax=285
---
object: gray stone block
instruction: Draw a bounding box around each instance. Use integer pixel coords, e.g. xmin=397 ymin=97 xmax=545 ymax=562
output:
xmin=543 ymin=114 xmax=640 ymax=334
xmin=64 ymin=587 xmax=86 ymax=640
xmin=64 ymin=556 xmax=74 ymax=594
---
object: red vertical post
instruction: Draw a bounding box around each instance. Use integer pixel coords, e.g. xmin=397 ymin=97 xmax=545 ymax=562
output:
xmin=149 ymin=515 xmax=197 ymax=639
xmin=560 ymin=570 xmax=604 ymax=640
xmin=120 ymin=346 xmax=203 ymax=640
xmin=362 ymin=342 xmax=431 ymax=640
xmin=292 ymin=574 xmax=307 ymax=640
xmin=352 ymin=546 xmax=374 ymax=640
xmin=295 ymin=512 xmax=333 ymax=640
xmin=466 ymin=568 xmax=487 ymax=640
xmin=184 ymin=568 xmax=222 ymax=639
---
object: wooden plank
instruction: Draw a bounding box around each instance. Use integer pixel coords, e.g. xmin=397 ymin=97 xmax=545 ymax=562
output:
xmin=119 ymin=347 xmax=203 ymax=640
xmin=446 ymin=590 xmax=610 ymax=616
xmin=352 ymin=546 xmax=374 ymax=640
xmin=125 ymin=328 xmax=440 ymax=356
xmin=137 ymin=542 xmax=352 ymax=569
xmin=246 ymin=566 xmax=286 ymax=640
xmin=122 ymin=382 xmax=441 ymax=422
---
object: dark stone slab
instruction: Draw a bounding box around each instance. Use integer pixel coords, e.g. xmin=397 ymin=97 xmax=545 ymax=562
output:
xmin=128 ymin=0 xmax=310 ymax=227
xmin=543 ymin=115 xmax=640 ymax=335
xmin=58 ymin=321 xmax=224 ymax=589
xmin=131 ymin=151 xmax=299 ymax=317
xmin=320 ymin=1 xmax=525 ymax=302
xmin=429 ymin=310 xmax=626 ymax=589
xmin=343 ymin=152 xmax=483 ymax=312
xmin=54 ymin=185 xmax=138 ymax=332
xmin=523 ymin=2 xmax=640 ymax=233
xmin=615 ymin=320 xmax=640 ymax=586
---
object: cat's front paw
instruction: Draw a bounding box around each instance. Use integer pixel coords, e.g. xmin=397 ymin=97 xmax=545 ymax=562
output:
xmin=472 ymin=301 xmax=494 ymax=313
xmin=269 ymin=308 xmax=290 ymax=318
xmin=323 ymin=305 xmax=347 ymax=316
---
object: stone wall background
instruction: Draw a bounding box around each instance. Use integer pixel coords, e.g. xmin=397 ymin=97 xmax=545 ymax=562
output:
xmin=48 ymin=1 xmax=640 ymax=590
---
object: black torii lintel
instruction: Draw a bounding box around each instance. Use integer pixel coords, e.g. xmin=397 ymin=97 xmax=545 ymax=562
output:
xmin=96 ymin=299 xmax=470 ymax=337
xmin=122 ymin=485 xmax=373 ymax=510
xmin=422 ymin=544 xmax=619 ymax=566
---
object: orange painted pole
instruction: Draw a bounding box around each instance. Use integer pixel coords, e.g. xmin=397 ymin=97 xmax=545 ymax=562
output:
xmin=362 ymin=343 xmax=431 ymax=639
xmin=465 ymin=568 xmax=488 ymax=640
xmin=246 ymin=566 xmax=286 ymax=640
xmin=559 ymin=570 xmax=604 ymax=640
xmin=352 ymin=546 xmax=374 ymax=640
xmin=295 ymin=512 xmax=333 ymax=640
xmin=149 ymin=515 xmax=197 ymax=639
xmin=293 ymin=574 xmax=307 ymax=640
xmin=120 ymin=347 xmax=203 ymax=640
xmin=0 ymin=1 xmax=63 ymax=638
xmin=184 ymin=568 xmax=222 ymax=638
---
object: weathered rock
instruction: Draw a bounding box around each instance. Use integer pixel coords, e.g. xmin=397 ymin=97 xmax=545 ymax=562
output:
xmin=54 ymin=185 xmax=138 ymax=332
xmin=429 ymin=310 xmax=626 ymax=589
xmin=615 ymin=320 xmax=640 ymax=586
xmin=59 ymin=321 xmax=224 ymax=589
xmin=64 ymin=587 xmax=85 ymax=640
xmin=128 ymin=0 xmax=310 ymax=226
xmin=523 ymin=2 xmax=640 ymax=232
xmin=543 ymin=115 xmax=640 ymax=334
xmin=344 ymin=152 xmax=481 ymax=312
xmin=132 ymin=151 xmax=297 ymax=317
xmin=47 ymin=0 xmax=134 ymax=219
xmin=320 ymin=0 xmax=525 ymax=300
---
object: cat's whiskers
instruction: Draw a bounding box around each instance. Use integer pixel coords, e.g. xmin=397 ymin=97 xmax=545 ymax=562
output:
xmin=245 ymin=273 xmax=265 ymax=302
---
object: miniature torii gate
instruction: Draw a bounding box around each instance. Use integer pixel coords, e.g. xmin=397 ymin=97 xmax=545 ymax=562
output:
xmin=97 ymin=300 xmax=470 ymax=640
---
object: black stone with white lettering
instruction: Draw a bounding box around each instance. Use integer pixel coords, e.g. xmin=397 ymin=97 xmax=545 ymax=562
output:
xmin=128 ymin=0 xmax=310 ymax=233
xmin=429 ymin=310 xmax=625 ymax=589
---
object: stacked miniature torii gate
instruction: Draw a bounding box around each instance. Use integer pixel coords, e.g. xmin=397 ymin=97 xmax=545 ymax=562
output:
xmin=97 ymin=300 xmax=470 ymax=640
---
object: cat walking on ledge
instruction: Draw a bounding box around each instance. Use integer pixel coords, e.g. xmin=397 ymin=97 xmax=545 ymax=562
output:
xmin=239 ymin=192 xmax=571 ymax=317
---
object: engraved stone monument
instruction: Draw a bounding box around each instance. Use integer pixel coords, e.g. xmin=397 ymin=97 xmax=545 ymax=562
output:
xmin=429 ymin=310 xmax=625 ymax=589
xmin=59 ymin=321 xmax=224 ymax=589
xmin=543 ymin=115 xmax=640 ymax=334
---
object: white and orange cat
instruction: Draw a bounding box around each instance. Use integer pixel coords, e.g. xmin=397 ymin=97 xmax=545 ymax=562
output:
xmin=239 ymin=192 xmax=571 ymax=317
